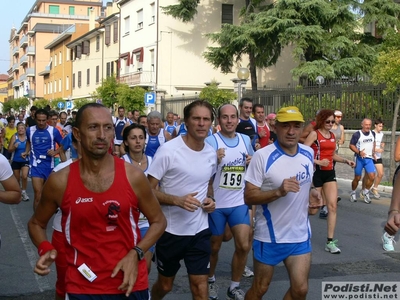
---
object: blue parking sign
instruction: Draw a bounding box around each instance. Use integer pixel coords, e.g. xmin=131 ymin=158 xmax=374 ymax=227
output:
xmin=66 ymin=101 xmax=73 ymax=110
xmin=144 ymin=92 xmax=155 ymax=107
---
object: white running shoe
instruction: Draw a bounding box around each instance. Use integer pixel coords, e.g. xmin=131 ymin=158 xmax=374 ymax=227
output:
xmin=242 ymin=265 xmax=254 ymax=278
xmin=350 ymin=192 xmax=357 ymax=203
xmin=382 ymin=232 xmax=395 ymax=252
xmin=360 ymin=190 xmax=371 ymax=204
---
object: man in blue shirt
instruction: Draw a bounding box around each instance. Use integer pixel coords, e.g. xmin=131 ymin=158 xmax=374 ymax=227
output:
xmin=22 ymin=109 xmax=63 ymax=210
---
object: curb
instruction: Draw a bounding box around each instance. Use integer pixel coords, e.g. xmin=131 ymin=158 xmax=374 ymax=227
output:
xmin=336 ymin=178 xmax=393 ymax=194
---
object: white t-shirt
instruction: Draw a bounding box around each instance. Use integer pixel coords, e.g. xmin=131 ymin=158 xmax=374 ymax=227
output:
xmin=52 ymin=159 xmax=74 ymax=232
xmin=245 ymin=142 xmax=314 ymax=243
xmin=374 ymin=131 xmax=384 ymax=159
xmin=0 ymin=154 xmax=13 ymax=181
xmin=147 ymin=135 xmax=217 ymax=236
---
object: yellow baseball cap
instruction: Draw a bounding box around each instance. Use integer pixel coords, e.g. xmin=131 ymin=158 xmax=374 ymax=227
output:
xmin=276 ymin=106 xmax=304 ymax=123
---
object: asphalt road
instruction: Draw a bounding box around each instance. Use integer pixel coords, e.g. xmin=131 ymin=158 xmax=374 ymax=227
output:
xmin=0 ymin=178 xmax=397 ymax=299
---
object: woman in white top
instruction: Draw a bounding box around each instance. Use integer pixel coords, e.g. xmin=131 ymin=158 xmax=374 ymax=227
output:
xmin=121 ymin=123 xmax=154 ymax=273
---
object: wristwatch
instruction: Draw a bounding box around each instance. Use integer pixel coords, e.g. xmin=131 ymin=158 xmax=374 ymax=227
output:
xmin=133 ymin=246 xmax=144 ymax=261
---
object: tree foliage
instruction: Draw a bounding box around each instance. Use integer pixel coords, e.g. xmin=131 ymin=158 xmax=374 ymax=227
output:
xmin=32 ymin=99 xmax=50 ymax=109
xmin=2 ymin=97 xmax=30 ymax=113
xmin=163 ymin=0 xmax=400 ymax=87
xmin=73 ymin=98 xmax=95 ymax=110
xmin=199 ymin=82 xmax=237 ymax=109
xmin=93 ymin=76 xmax=146 ymax=113
xmin=371 ymin=31 xmax=400 ymax=177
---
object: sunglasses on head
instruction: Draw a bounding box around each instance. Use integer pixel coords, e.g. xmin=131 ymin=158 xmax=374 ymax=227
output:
xmin=335 ymin=116 xmax=342 ymax=119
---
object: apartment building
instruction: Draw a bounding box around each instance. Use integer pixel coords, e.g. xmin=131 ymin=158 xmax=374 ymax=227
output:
xmin=8 ymin=0 xmax=103 ymax=100
xmin=66 ymin=3 xmax=120 ymax=100
xmin=40 ymin=23 xmax=90 ymax=100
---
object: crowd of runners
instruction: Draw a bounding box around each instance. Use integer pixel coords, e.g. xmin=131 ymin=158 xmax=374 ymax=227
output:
xmin=0 ymin=99 xmax=399 ymax=300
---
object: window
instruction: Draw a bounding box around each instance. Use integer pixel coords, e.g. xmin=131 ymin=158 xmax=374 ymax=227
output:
xmin=105 ymin=25 xmax=111 ymax=45
xmin=96 ymin=66 xmax=99 ymax=83
xmin=59 ymin=51 xmax=62 ymax=65
xmin=82 ymin=41 xmax=90 ymax=55
xmin=111 ymin=62 xmax=114 ymax=76
xmin=72 ymin=73 xmax=75 ymax=89
xmin=124 ymin=16 xmax=130 ymax=35
xmin=150 ymin=49 xmax=155 ymax=71
xmin=221 ymin=4 xmax=233 ymax=25
xmin=69 ymin=6 xmax=75 ymax=15
xmin=54 ymin=54 xmax=57 ymax=67
xmin=137 ymin=10 xmax=143 ymax=29
xmin=136 ymin=54 xmax=143 ymax=71
xmin=106 ymin=62 xmax=111 ymax=77
xmin=150 ymin=3 xmax=155 ymax=24
xmin=43 ymin=83 xmax=46 ymax=95
xmin=76 ymin=45 xmax=82 ymax=59
xmin=87 ymin=7 xmax=93 ymax=16
xmin=87 ymin=68 xmax=90 ymax=85
xmin=49 ymin=5 xmax=60 ymax=14
xmin=66 ymin=76 xmax=69 ymax=90
xmin=113 ymin=21 xmax=118 ymax=43
xmin=78 ymin=71 xmax=81 ymax=88
xmin=68 ymin=49 xmax=73 ymax=61
xmin=124 ymin=58 xmax=129 ymax=74
xmin=49 ymin=82 xmax=52 ymax=94
xmin=96 ymin=35 xmax=100 ymax=51
xmin=59 ymin=79 xmax=61 ymax=92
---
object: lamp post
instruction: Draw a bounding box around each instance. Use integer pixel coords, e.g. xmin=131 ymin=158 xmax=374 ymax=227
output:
xmin=231 ymin=67 xmax=250 ymax=107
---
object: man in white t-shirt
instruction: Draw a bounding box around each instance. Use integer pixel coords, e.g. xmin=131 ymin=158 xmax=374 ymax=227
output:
xmin=243 ymin=106 xmax=321 ymax=300
xmin=0 ymin=153 xmax=22 ymax=248
xmin=205 ymin=104 xmax=254 ymax=300
xmin=148 ymin=100 xmax=217 ymax=300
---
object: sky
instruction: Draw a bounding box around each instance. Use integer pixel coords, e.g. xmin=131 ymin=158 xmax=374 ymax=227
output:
xmin=0 ymin=0 xmax=108 ymax=75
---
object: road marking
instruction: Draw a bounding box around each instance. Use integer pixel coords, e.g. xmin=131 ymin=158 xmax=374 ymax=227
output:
xmin=9 ymin=205 xmax=52 ymax=292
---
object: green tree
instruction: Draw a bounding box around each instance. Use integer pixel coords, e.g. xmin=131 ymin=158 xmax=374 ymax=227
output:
xmin=371 ymin=48 xmax=400 ymax=177
xmin=32 ymin=99 xmax=50 ymax=109
xmin=93 ymin=76 xmax=146 ymax=113
xmin=49 ymin=98 xmax=66 ymax=110
xmin=2 ymin=101 xmax=13 ymax=114
xmin=73 ymin=98 xmax=95 ymax=110
xmin=199 ymin=82 xmax=237 ymax=109
xmin=163 ymin=0 xmax=400 ymax=86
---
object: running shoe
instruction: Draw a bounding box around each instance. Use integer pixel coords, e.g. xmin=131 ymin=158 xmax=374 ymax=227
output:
xmin=325 ymin=240 xmax=341 ymax=254
xmin=226 ymin=287 xmax=245 ymax=300
xmin=21 ymin=190 xmax=29 ymax=202
xmin=319 ymin=209 xmax=328 ymax=219
xmin=360 ymin=190 xmax=371 ymax=204
xmin=350 ymin=192 xmax=357 ymax=203
xmin=382 ymin=232 xmax=395 ymax=252
xmin=370 ymin=187 xmax=380 ymax=199
xmin=242 ymin=265 xmax=254 ymax=278
xmin=208 ymin=281 xmax=219 ymax=300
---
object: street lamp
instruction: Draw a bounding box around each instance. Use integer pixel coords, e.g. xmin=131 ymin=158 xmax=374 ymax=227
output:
xmin=231 ymin=67 xmax=250 ymax=107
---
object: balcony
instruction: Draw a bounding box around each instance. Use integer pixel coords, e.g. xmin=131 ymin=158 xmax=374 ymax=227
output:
xmin=12 ymin=80 xmax=19 ymax=88
xmin=19 ymin=35 xmax=28 ymax=48
xmin=118 ymin=71 xmax=155 ymax=87
xmin=19 ymin=73 xmax=27 ymax=82
xmin=12 ymin=63 xmax=19 ymax=73
xmin=12 ymin=46 xmax=19 ymax=56
xmin=19 ymin=54 xmax=28 ymax=66
xmin=27 ymin=46 xmax=35 ymax=56
xmin=26 ymin=68 xmax=35 ymax=77
xmin=38 ymin=65 xmax=50 ymax=76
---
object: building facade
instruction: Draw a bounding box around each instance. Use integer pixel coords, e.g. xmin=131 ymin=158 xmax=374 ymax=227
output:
xmin=8 ymin=0 xmax=103 ymax=100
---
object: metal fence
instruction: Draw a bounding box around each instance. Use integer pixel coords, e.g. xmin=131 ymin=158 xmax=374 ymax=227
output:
xmin=161 ymin=82 xmax=399 ymax=130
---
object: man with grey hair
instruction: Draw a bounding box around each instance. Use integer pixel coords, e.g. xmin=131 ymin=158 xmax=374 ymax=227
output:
xmin=145 ymin=111 xmax=171 ymax=158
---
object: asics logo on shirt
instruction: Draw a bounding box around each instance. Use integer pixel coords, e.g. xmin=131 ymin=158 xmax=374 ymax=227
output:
xmin=75 ymin=197 xmax=94 ymax=204
xmin=362 ymin=138 xmax=373 ymax=143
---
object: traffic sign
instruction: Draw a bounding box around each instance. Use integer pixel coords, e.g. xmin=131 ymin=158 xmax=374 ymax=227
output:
xmin=144 ymin=92 xmax=155 ymax=107
xmin=57 ymin=102 xmax=65 ymax=109
xmin=66 ymin=101 xmax=73 ymax=110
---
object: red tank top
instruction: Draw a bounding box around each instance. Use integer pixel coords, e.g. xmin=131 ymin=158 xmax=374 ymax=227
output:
xmin=257 ymin=123 xmax=270 ymax=148
xmin=311 ymin=130 xmax=336 ymax=171
xmin=61 ymin=156 xmax=148 ymax=294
